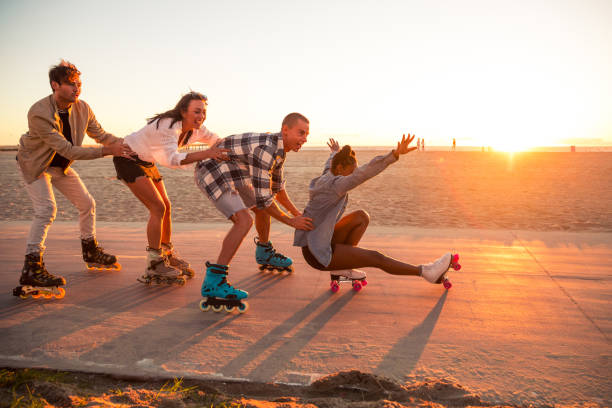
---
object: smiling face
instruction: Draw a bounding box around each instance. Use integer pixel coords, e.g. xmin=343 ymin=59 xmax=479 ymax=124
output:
xmin=282 ymin=119 xmax=309 ymax=153
xmin=52 ymin=75 xmax=81 ymax=109
xmin=181 ymin=99 xmax=207 ymax=131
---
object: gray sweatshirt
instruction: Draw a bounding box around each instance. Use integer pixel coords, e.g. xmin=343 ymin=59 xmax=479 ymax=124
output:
xmin=293 ymin=150 xmax=398 ymax=267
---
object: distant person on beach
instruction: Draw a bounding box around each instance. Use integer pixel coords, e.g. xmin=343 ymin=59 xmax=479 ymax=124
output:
xmin=194 ymin=112 xmax=314 ymax=312
xmin=452 ymin=138 xmax=456 ymax=151
xmin=417 ymin=138 xmax=421 ymax=152
xmin=421 ymin=138 xmax=425 ymax=151
xmin=294 ymin=136 xmax=458 ymax=287
xmin=15 ymin=60 xmax=133 ymax=298
xmin=113 ymin=92 xmax=229 ymax=285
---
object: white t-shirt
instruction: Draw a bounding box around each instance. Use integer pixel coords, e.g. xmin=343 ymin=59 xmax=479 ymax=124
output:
xmin=124 ymin=118 xmax=218 ymax=169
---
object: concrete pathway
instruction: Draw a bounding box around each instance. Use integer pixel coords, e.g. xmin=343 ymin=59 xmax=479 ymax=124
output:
xmin=0 ymin=221 xmax=610 ymax=406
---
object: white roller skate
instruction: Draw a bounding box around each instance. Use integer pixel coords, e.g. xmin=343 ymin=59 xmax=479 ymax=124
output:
xmin=421 ymin=252 xmax=461 ymax=289
xmin=330 ymin=269 xmax=368 ymax=293
xmin=137 ymin=247 xmax=186 ymax=286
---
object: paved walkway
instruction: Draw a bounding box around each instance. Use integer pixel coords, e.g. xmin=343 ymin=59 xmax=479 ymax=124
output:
xmin=0 ymin=221 xmax=610 ymax=406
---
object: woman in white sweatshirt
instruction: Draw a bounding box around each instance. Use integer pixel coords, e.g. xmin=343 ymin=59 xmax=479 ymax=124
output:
xmin=113 ymin=92 xmax=228 ymax=283
xmin=294 ymin=135 xmax=459 ymax=290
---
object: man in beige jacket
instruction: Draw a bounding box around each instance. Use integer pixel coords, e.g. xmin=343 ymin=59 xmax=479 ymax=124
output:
xmin=14 ymin=60 xmax=133 ymax=299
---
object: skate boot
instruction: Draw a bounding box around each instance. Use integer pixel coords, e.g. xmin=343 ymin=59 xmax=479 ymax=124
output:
xmin=82 ymin=237 xmax=121 ymax=270
xmin=421 ymin=252 xmax=461 ymax=289
xmin=255 ymin=237 xmax=293 ymax=273
xmin=162 ymin=242 xmax=195 ymax=279
xmin=200 ymin=262 xmax=248 ymax=313
xmin=330 ymin=269 xmax=368 ymax=293
xmin=138 ymin=247 xmax=186 ymax=286
xmin=13 ymin=253 xmax=66 ymax=299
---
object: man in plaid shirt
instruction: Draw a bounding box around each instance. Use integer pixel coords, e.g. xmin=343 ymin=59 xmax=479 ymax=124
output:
xmin=195 ymin=113 xmax=313 ymax=309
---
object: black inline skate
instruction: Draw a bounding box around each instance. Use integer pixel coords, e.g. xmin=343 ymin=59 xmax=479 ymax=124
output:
xmin=13 ymin=253 xmax=66 ymax=299
xmin=82 ymin=237 xmax=121 ymax=270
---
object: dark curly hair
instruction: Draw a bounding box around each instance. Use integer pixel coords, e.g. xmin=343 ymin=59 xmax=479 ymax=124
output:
xmin=48 ymin=60 xmax=80 ymax=91
xmin=147 ymin=91 xmax=208 ymax=129
xmin=331 ymin=145 xmax=357 ymax=174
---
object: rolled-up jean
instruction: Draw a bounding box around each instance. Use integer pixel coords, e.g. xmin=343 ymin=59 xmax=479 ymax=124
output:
xmin=21 ymin=165 xmax=96 ymax=255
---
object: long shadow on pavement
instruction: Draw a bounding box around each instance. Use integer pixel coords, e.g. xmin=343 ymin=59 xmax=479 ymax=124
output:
xmin=244 ymin=290 xmax=356 ymax=381
xmin=375 ymin=291 xmax=448 ymax=379
xmin=77 ymin=272 xmax=291 ymax=366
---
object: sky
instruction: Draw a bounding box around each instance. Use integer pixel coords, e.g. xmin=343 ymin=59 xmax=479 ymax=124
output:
xmin=0 ymin=0 xmax=611 ymax=150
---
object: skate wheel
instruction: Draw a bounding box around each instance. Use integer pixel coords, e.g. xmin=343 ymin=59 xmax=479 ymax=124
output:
xmin=199 ymin=300 xmax=210 ymax=312
xmin=452 ymin=254 xmax=460 ymax=263
xmin=362 ymin=279 xmax=368 ymax=286
xmin=238 ymin=302 xmax=249 ymax=313
xmin=43 ymin=292 xmax=53 ymax=299
xmin=330 ymin=282 xmax=340 ymax=293
xmin=212 ymin=304 xmax=223 ymax=313
xmin=31 ymin=293 xmax=41 ymax=299
xmin=55 ymin=288 xmax=66 ymax=299
xmin=177 ymin=278 xmax=186 ymax=286
xmin=452 ymin=263 xmax=462 ymax=271
xmin=352 ymin=282 xmax=362 ymax=292
xmin=223 ymin=304 xmax=235 ymax=313
xmin=443 ymin=279 xmax=452 ymax=289
xmin=19 ymin=294 xmax=28 ymax=299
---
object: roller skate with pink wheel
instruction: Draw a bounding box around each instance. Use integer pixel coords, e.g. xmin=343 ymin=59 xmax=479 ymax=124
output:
xmin=330 ymin=269 xmax=368 ymax=293
xmin=13 ymin=253 xmax=66 ymax=299
xmin=421 ymin=252 xmax=461 ymax=289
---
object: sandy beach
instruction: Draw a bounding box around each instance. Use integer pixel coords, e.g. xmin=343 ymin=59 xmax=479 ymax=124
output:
xmin=2 ymin=150 xmax=612 ymax=232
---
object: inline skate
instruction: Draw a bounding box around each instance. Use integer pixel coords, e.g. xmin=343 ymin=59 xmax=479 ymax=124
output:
xmin=200 ymin=262 xmax=248 ymax=313
xmin=255 ymin=237 xmax=293 ymax=273
xmin=13 ymin=253 xmax=66 ymax=299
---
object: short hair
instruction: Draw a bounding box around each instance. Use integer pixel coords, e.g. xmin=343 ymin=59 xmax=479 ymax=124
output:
xmin=282 ymin=112 xmax=309 ymax=128
xmin=331 ymin=145 xmax=357 ymax=173
xmin=48 ymin=60 xmax=80 ymax=90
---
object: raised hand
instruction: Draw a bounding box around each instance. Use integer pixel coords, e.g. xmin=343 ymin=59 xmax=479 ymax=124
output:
xmin=327 ymin=138 xmax=340 ymax=153
xmin=393 ymin=133 xmax=418 ymax=158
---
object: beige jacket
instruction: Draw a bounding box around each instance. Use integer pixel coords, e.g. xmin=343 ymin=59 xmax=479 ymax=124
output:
xmin=17 ymin=95 xmax=120 ymax=183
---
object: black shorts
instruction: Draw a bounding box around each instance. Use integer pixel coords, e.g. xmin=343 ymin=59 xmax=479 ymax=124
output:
xmin=301 ymin=245 xmax=336 ymax=271
xmin=113 ymin=156 xmax=162 ymax=183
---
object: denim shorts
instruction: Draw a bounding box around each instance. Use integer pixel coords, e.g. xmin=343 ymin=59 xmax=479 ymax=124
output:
xmin=113 ymin=156 xmax=162 ymax=183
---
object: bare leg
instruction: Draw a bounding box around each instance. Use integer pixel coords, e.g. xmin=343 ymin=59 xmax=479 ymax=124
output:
xmin=327 ymin=210 xmax=420 ymax=275
xmin=217 ymin=209 xmax=253 ymax=265
xmin=252 ymin=208 xmax=271 ymax=242
xmin=123 ymin=177 xmax=166 ymax=249
xmin=153 ymin=179 xmax=172 ymax=246
xmin=331 ymin=210 xmax=369 ymax=246
xmin=327 ymin=245 xmax=420 ymax=275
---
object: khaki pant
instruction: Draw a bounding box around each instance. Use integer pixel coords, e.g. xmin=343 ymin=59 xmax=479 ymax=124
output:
xmin=21 ymin=166 xmax=96 ymax=255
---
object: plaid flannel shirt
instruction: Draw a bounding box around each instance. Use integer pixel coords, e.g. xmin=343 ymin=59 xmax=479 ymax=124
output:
xmin=195 ymin=132 xmax=286 ymax=209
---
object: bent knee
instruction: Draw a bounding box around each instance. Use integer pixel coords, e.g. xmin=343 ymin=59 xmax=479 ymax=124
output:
xmin=35 ymin=203 xmax=57 ymax=223
xmin=354 ymin=210 xmax=370 ymax=225
xmin=231 ymin=210 xmax=254 ymax=230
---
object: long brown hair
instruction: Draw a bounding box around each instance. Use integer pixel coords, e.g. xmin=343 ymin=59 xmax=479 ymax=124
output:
xmin=148 ymin=91 xmax=207 ymax=129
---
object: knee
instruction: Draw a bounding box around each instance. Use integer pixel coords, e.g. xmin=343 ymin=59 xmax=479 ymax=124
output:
xmin=355 ymin=210 xmax=370 ymax=226
xmin=232 ymin=210 xmax=253 ymax=231
xmin=149 ymin=200 xmax=167 ymax=219
xmin=81 ymin=194 xmax=95 ymax=215
xmin=163 ymin=199 xmax=171 ymax=216
xmin=35 ymin=202 xmax=57 ymax=223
